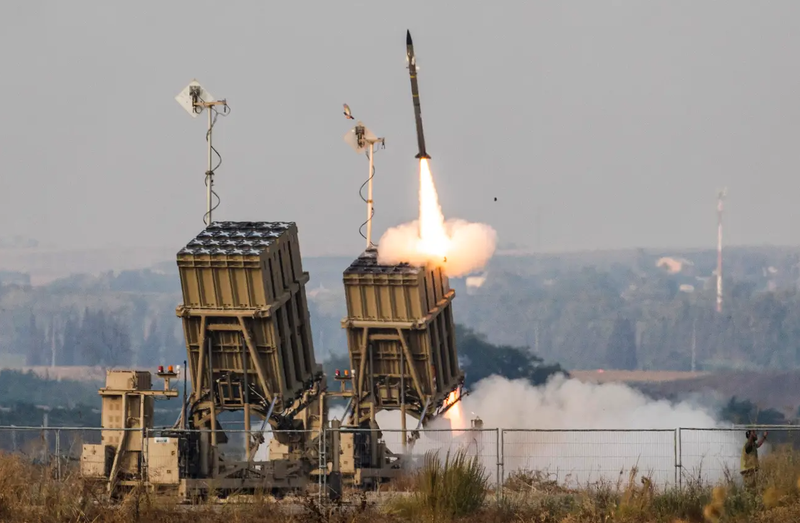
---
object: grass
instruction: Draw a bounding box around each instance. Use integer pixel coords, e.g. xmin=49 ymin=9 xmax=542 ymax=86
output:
xmin=387 ymin=448 xmax=489 ymax=520
xmin=5 ymin=444 xmax=800 ymax=522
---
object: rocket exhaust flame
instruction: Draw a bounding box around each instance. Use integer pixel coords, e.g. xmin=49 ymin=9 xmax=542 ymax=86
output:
xmin=377 ymin=159 xmax=498 ymax=278
xmin=443 ymin=389 xmax=465 ymax=433
xmin=418 ymin=159 xmax=449 ymax=259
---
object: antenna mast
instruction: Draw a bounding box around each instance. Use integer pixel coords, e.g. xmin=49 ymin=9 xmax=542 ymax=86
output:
xmin=175 ymin=80 xmax=230 ymax=226
xmin=343 ymin=109 xmax=385 ymax=250
xmin=716 ymin=188 xmax=727 ymax=313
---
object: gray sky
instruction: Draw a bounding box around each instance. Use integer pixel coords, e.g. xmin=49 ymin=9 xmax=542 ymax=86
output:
xmin=2 ymin=1 xmax=799 ymax=256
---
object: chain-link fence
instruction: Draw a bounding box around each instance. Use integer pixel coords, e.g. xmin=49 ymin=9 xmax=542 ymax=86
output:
xmin=0 ymin=426 xmax=138 ymax=480
xmin=1 ymin=425 xmax=798 ymax=493
xmin=502 ymin=429 xmax=678 ymax=489
xmin=677 ymin=426 xmax=800 ymax=486
xmin=329 ymin=427 xmax=501 ymax=489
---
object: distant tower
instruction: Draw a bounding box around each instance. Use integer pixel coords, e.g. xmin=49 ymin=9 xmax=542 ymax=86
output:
xmin=716 ymin=188 xmax=727 ymax=313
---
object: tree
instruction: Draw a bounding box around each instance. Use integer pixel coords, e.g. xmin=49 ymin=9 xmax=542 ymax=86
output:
xmin=140 ymin=317 xmax=162 ymax=366
xmin=98 ymin=313 xmax=132 ymax=367
xmin=606 ymin=318 xmax=637 ymax=370
xmin=721 ymin=396 xmax=786 ymax=425
xmin=456 ymin=325 xmax=566 ymax=387
xmin=24 ymin=313 xmax=46 ymax=366
xmin=59 ymin=312 xmax=80 ymax=366
xmin=77 ymin=309 xmax=132 ymax=367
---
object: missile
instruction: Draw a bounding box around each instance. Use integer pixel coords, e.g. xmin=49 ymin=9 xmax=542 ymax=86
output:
xmin=406 ymin=30 xmax=431 ymax=160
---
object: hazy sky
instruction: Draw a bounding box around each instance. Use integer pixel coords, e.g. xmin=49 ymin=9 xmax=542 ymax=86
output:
xmin=2 ymin=2 xmax=800 ymax=256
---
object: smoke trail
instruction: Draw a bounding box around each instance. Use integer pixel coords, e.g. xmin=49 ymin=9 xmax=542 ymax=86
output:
xmin=377 ymin=159 xmax=497 ymax=278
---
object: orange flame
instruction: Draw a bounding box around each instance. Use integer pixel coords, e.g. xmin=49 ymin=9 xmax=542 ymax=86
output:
xmin=443 ymin=390 xmax=464 ymax=433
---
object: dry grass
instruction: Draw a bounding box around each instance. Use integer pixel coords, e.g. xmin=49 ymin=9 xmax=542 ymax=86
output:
xmin=386 ymin=448 xmax=490 ymax=520
xmin=4 ymin=445 xmax=800 ymax=522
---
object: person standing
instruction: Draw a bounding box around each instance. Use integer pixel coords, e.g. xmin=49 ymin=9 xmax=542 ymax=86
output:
xmin=741 ymin=429 xmax=767 ymax=489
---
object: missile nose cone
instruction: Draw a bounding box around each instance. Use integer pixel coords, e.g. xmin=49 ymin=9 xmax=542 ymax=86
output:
xmin=406 ymin=30 xmax=413 ymax=46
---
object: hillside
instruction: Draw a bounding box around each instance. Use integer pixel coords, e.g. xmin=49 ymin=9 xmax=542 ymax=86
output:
xmin=631 ymin=370 xmax=800 ymax=417
xmin=1 ymin=244 xmax=799 ymax=377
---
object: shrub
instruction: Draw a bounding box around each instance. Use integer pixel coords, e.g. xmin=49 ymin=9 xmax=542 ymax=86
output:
xmin=389 ymin=448 xmax=489 ymax=520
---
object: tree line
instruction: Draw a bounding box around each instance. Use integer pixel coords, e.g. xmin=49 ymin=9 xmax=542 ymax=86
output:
xmin=21 ymin=308 xmax=181 ymax=368
xmin=4 ymin=247 xmax=800 ymax=374
xmin=460 ymin=266 xmax=800 ymax=372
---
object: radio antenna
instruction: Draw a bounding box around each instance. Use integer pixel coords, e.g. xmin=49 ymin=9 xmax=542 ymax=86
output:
xmin=175 ymin=79 xmax=230 ymax=226
xmin=343 ymin=106 xmax=385 ymax=250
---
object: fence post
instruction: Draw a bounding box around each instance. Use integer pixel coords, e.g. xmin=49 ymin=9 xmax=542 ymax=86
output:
xmin=55 ymin=429 xmax=61 ymax=480
xmin=496 ymin=428 xmax=503 ymax=502
xmin=677 ymin=427 xmax=682 ymax=489
xmin=318 ymin=428 xmax=324 ymax=505
xmin=142 ymin=427 xmax=148 ymax=483
xmin=673 ymin=428 xmax=678 ymax=487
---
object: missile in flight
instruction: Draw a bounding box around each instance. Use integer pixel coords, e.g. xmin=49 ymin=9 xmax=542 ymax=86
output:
xmin=406 ymin=30 xmax=431 ymax=160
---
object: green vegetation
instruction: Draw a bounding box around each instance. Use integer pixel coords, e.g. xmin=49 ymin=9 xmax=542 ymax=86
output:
xmin=388 ymin=449 xmax=489 ymax=520
xmin=0 ymin=403 xmax=99 ymax=427
xmin=456 ymin=325 xmax=566 ymax=387
xmin=0 ymin=370 xmax=100 ymax=407
xmin=461 ymin=247 xmax=800 ymax=372
xmin=0 ymin=269 xmax=182 ymax=369
xmin=3 ymin=245 xmax=800 ymax=375
xmin=0 ymin=370 xmax=182 ymax=428
xmin=721 ymin=396 xmax=788 ymax=426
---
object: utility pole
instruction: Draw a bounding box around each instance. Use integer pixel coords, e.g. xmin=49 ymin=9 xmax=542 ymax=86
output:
xmin=691 ymin=317 xmax=697 ymax=372
xmin=716 ymin=188 xmax=727 ymax=313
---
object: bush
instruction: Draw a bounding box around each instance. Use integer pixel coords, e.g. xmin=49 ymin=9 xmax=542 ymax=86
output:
xmin=389 ymin=448 xmax=489 ymax=520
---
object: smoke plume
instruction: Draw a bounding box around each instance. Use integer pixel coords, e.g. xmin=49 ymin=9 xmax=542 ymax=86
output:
xmin=378 ymin=219 xmax=497 ymax=278
xmin=456 ymin=374 xmax=720 ymax=430
xmin=370 ymin=374 xmax=740 ymax=486
xmin=377 ymin=159 xmax=497 ymax=278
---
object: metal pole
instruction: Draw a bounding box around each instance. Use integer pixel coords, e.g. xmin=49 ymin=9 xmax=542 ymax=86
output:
xmin=673 ymin=429 xmax=678 ymax=487
xmin=207 ymin=336 xmax=218 ymax=478
xmin=366 ymin=142 xmax=374 ymax=249
xmin=400 ymin=349 xmax=406 ymax=453
xmin=55 ymin=429 xmax=61 ymax=480
xmin=206 ymin=106 xmax=213 ymax=226
xmin=242 ymin=334 xmax=251 ymax=462
xmin=140 ymin=393 xmax=146 ymax=480
xmin=143 ymin=426 xmax=148 ymax=483
xmin=182 ymin=359 xmax=188 ymax=430
xmin=42 ymin=412 xmax=49 ymax=465
xmin=677 ymin=427 xmax=683 ymax=489
xmin=496 ymin=428 xmax=503 ymax=501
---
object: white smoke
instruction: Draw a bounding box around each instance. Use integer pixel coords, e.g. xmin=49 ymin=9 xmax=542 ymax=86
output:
xmin=370 ymin=374 xmax=741 ymax=487
xmin=459 ymin=374 xmax=720 ymax=430
xmin=377 ymin=218 xmax=497 ymax=278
